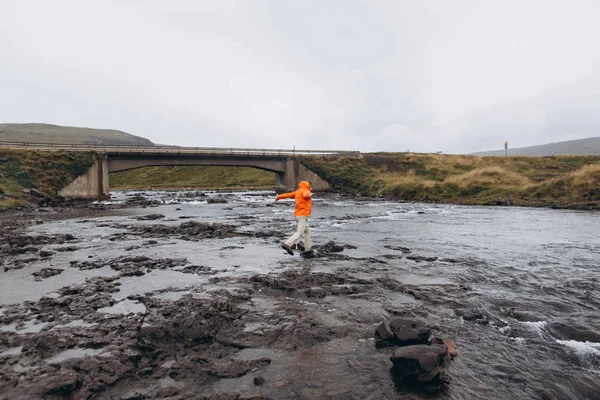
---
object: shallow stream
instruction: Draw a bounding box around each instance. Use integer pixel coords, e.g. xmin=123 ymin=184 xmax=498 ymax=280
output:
xmin=1 ymin=190 xmax=599 ymax=399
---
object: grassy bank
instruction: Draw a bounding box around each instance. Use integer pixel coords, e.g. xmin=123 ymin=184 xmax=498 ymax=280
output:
xmin=110 ymin=166 xmax=275 ymax=191
xmin=301 ymin=153 xmax=600 ymax=209
xmin=0 ymin=150 xmax=94 ymax=208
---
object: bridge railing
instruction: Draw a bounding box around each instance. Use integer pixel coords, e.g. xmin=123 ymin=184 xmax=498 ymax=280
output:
xmin=0 ymin=141 xmax=360 ymax=157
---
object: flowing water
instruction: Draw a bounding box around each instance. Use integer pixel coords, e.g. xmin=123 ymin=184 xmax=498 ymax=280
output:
xmin=1 ymin=190 xmax=599 ymax=399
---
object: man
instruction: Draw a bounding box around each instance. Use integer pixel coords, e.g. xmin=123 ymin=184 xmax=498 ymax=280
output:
xmin=275 ymin=180 xmax=313 ymax=256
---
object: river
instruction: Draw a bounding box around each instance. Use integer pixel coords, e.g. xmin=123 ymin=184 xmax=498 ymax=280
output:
xmin=0 ymin=190 xmax=599 ymax=399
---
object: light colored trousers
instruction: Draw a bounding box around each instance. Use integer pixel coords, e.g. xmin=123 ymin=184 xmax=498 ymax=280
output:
xmin=284 ymin=216 xmax=311 ymax=251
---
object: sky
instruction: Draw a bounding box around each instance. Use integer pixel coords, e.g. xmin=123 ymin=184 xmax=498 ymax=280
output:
xmin=1 ymin=0 xmax=600 ymax=154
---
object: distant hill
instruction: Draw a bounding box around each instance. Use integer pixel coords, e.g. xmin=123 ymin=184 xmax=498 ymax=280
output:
xmin=471 ymin=137 xmax=600 ymax=156
xmin=0 ymin=123 xmax=154 ymax=146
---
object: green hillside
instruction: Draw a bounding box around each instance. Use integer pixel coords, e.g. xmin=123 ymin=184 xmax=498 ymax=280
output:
xmin=0 ymin=123 xmax=154 ymax=146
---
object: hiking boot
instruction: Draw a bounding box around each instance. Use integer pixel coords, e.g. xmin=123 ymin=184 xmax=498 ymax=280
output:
xmin=281 ymin=243 xmax=294 ymax=255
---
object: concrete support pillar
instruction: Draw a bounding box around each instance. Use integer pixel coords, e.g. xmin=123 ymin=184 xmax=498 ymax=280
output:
xmin=59 ymin=154 xmax=109 ymax=200
xmin=276 ymin=158 xmax=329 ymax=193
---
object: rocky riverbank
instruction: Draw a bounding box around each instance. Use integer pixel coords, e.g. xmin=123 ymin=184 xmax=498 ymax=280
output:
xmin=1 ymin=191 xmax=599 ymax=399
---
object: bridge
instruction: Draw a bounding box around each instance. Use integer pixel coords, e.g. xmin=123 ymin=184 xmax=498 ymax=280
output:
xmin=0 ymin=141 xmax=360 ymax=199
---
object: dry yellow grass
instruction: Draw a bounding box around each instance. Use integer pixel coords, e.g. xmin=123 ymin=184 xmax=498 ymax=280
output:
xmin=569 ymin=163 xmax=600 ymax=186
xmin=444 ymin=166 xmax=532 ymax=188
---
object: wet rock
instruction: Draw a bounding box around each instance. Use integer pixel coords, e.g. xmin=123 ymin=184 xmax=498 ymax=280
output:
xmin=133 ymin=214 xmax=165 ymax=220
xmin=119 ymin=267 xmax=146 ymax=277
xmin=384 ymin=245 xmax=411 ymax=253
xmin=9 ymin=246 xmax=38 ymax=255
xmin=406 ymin=255 xmax=438 ymax=262
xmin=300 ymin=249 xmax=315 ymax=258
xmin=120 ymin=390 xmax=147 ymax=400
xmin=8 ymin=233 xmax=75 ymax=248
xmin=133 ymin=221 xmax=238 ymax=240
xmin=157 ymin=386 xmax=180 ymax=397
xmin=39 ymin=250 xmax=54 ymax=258
xmin=440 ymin=258 xmax=459 ymax=263
xmin=43 ymin=371 xmax=82 ymax=396
xmin=253 ymin=376 xmax=266 ymax=386
xmin=390 ymin=344 xmax=451 ymax=383
xmin=125 ymin=194 xmax=161 ymax=207
xmin=54 ymin=246 xmax=80 ymax=252
xmin=547 ymin=322 xmax=600 ymax=343
xmin=458 ymin=311 xmax=490 ymax=325
xmin=181 ymin=265 xmax=216 ymax=275
xmin=375 ymin=319 xmax=431 ymax=348
xmin=538 ymin=389 xmax=558 ymax=400
xmin=207 ymin=198 xmax=228 ymax=204
xmin=207 ymin=361 xmax=250 ymax=378
xmin=32 ymin=267 xmax=64 ymax=281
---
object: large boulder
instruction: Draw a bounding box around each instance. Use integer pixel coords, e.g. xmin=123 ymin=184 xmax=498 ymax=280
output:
xmin=375 ymin=318 xmax=431 ymax=348
xmin=390 ymin=344 xmax=451 ymax=383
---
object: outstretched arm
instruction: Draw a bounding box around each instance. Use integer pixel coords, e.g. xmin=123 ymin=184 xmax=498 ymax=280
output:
xmin=275 ymin=192 xmax=295 ymax=201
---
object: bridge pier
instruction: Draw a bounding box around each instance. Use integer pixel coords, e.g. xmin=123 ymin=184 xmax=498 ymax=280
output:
xmin=58 ymin=154 xmax=109 ymax=200
xmin=277 ymin=158 xmax=330 ymax=193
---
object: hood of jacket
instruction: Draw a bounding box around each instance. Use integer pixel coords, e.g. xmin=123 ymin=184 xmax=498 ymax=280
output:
xmin=298 ymin=181 xmax=311 ymax=191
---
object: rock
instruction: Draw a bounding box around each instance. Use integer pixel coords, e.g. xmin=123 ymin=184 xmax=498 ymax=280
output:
xmin=390 ymin=344 xmax=451 ymax=382
xmin=253 ymin=376 xmax=266 ymax=386
xmin=207 ymin=198 xmax=228 ymax=204
xmin=0 ymin=186 xmax=4 ymax=195
xmin=32 ymin=268 xmax=64 ymax=281
xmin=547 ymin=322 xmax=600 ymax=343
xmin=43 ymin=372 xmax=82 ymax=396
xmin=375 ymin=318 xmax=431 ymax=348
xmin=39 ymin=250 xmax=54 ymax=258
xmin=383 ymin=245 xmax=411 ymax=252
xmin=119 ymin=391 xmax=145 ymax=400
xmin=133 ymin=214 xmax=164 ymax=220
xmin=208 ymin=361 xmax=249 ymax=378
xmin=538 ymin=389 xmax=558 ymax=400
xmin=54 ymin=246 xmax=80 ymax=252
xmin=157 ymin=386 xmax=179 ymax=397
xmin=406 ymin=255 xmax=438 ymax=262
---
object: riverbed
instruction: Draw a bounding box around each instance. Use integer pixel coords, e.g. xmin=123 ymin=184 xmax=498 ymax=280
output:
xmin=1 ymin=190 xmax=599 ymax=399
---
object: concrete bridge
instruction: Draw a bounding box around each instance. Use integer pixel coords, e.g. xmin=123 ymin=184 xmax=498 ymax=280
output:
xmin=0 ymin=142 xmax=359 ymax=199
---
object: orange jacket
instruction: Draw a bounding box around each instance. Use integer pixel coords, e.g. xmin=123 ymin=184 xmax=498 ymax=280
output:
xmin=275 ymin=181 xmax=312 ymax=217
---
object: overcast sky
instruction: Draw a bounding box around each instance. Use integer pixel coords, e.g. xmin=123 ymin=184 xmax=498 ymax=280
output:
xmin=1 ymin=0 xmax=600 ymax=153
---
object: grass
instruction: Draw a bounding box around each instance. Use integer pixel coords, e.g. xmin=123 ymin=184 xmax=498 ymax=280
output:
xmin=300 ymin=153 xmax=600 ymax=209
xmin=2 ymin=149 xmax=599 ymax=210
xmin=0 ymin=150 xmax=94 ymax=207
xmin=110 ymin=166 xmax=276 ymax=190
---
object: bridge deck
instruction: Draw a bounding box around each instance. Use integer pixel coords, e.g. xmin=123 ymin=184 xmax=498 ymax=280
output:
xmin=0 ymin=141 xmax=359 ymax=157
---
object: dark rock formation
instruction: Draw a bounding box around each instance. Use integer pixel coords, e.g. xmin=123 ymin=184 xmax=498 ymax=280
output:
xmin=390 ymin=344 xmax=451 ymax=390
xmin=374 ymin=319 xmax=431 ymax=348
